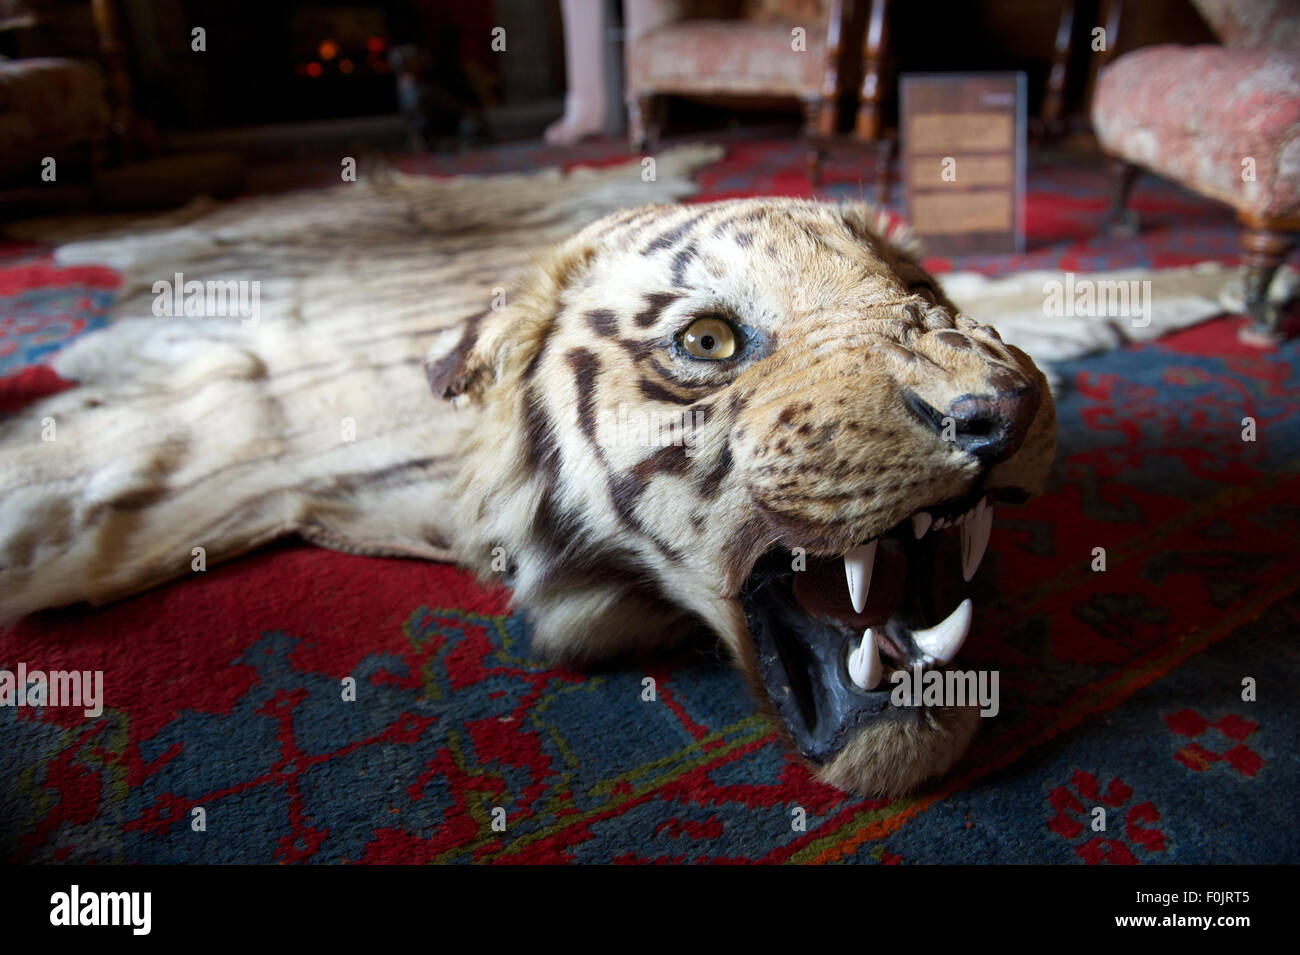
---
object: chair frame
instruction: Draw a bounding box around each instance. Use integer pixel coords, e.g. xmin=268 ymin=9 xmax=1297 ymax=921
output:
xmin=626 ymin=0 xmax=850 ymax=150
xmin=1096 ymin=0 xmax=1297 ymax=341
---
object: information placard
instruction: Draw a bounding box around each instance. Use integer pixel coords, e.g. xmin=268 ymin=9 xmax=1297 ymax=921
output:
xmin=901 ymin=73 xmax=1027 ymax=256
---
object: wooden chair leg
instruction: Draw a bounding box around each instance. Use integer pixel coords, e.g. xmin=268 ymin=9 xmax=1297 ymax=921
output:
xmin=626 ymin=96 xmax=646 ymax=150
xmin=807 ymin=146 xmax=825 ymax=187
xmin=1040 ymin=0 xmax=1076 ymax=139
xmin=804 ymin=0 xmax=845 ymax=188
xmin=1106 ymin=158 xmax=1140 ymax=237
xmin=799 ymin=96 xmax=823 ymax=140
xmin=873 ymin=138 xmax=893 ymax=207
xmin=627 ymin=93 xmax=661 ymax=150
xmin=91 ymin=0 xmax=138 ymax=163
xmin=647 ymin=95 xmax=665 ymax=148
xmin=816 ymin=0 xmax=845 ymax=138
xmin=855 ymin=0 xmax=888 ymax=141
xmin=1239 ymin=226 xmax=1296 ymax=344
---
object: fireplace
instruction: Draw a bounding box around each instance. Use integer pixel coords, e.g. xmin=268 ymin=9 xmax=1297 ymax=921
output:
xmin=113 ymin=0 xmax=563 ymax=138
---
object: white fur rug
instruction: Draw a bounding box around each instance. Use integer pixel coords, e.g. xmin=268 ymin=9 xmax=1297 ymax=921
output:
xmin=0 ymin=148 xmax=1285 ymax=618
xmin=940 ymin=263 xmax=1297 ymax=362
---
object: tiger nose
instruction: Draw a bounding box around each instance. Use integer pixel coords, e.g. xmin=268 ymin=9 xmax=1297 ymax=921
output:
xmin=906 ymin=384 xmax=1039 ymax=466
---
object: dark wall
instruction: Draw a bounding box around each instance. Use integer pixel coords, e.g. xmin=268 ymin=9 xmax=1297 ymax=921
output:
xmin=3 ymin=0 xmax=564 ymax=132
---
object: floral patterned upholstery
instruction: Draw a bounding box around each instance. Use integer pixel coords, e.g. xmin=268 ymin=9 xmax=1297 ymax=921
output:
xmin=1092 ymin=0 xmax=1300 ymax=222
xmin=626 ymin=0 xmax=832 ymax=101
xmin=0 ymin=56 xmax=110 ymax=179
xmin=628 ymin=19 xmax=828 ymax=99
xmin=1092 ymin=45 xmax=1300 ymax=218
xmin=1191 ymin=0 xmax=1300 ymax=50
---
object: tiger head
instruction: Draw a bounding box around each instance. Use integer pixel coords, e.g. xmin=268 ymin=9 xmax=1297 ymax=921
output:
xmin=427 ymin=197 xmax=1056 ymax=796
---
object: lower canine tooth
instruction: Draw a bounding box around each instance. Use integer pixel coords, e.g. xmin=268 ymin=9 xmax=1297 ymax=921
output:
xmin=912 ymin=511 xmax=933 ymax=539
xmin=911 ymin=598 xmax=973 ymax=665
xmin=849 ymin=629 xmax=883 ymax=690
xmin=844 ymin=541 xmax=878 ymax=615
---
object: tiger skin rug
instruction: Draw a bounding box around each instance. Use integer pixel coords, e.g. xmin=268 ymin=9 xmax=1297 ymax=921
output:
xmin=0 ymin=146 xmax=1280 ymax=794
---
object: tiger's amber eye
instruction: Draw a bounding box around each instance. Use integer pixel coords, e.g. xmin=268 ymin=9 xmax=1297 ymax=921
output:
xmin=682 ymin=317 xmax=737 ymax=359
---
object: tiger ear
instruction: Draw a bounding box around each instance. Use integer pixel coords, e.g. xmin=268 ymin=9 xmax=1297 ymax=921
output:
xmin=837 ymin=200 xmax=922 ymax=259
xmin=425 ymin=315 xmax=493 ymax=402
xmin=424 ymin=234 xmax=598 ymax=405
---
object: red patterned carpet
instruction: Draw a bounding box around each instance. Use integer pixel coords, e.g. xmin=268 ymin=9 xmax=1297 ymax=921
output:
xmin=2 ymin=138 xmax=1297 ymax=863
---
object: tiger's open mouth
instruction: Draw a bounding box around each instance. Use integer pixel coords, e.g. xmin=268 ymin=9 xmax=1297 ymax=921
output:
xmin=739 ymin=486 xmax=1027 ymax=763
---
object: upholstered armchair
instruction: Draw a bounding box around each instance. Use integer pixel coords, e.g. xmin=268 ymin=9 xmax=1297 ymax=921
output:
xmin=0 ymin=0 xmax=144 ymax=183
xmin=623 ymin=0 xmax=848 ymax=148
xmin=0 ymin=55 xmax=110 ymax=179
xmin=1092 ymin=0 xmax=1300 ymax=341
